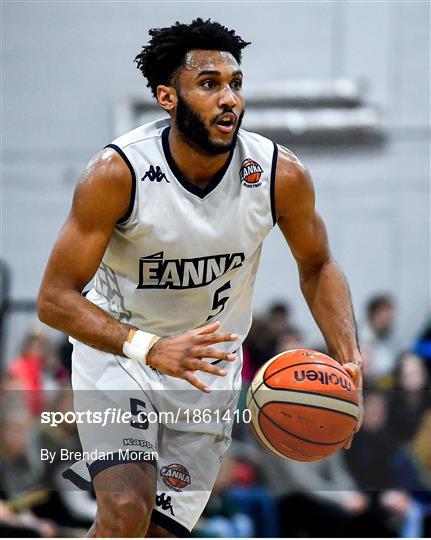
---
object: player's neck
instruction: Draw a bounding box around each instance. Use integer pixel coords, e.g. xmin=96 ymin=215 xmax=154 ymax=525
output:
xmin=169 ymin=126 xmax=231 ymax=188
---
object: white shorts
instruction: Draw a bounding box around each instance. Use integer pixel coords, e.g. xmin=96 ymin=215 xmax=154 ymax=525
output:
xmin=63 ymin=338 xmax=242 ymax=535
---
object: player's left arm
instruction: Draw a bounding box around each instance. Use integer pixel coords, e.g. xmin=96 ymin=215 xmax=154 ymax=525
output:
xmin=274 ymin=145 xmax=363 ymax=440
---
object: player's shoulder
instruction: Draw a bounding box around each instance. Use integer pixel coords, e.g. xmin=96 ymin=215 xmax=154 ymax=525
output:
xmin=111 ymin=117 xmax=169 ymax=151
xmin=273 ymin=144 xmax=314 ymax=219
xmin=272 ymin=144 xmax=313 ymax=211
xmin=275 ymin=144 xmax=309 ymax=185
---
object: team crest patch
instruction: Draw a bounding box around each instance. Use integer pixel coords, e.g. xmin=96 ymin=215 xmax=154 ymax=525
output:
xmin=240 ymin=158 xmax=263 ymax=188
xmin=160 ymin=463 xmax=191 ymax=492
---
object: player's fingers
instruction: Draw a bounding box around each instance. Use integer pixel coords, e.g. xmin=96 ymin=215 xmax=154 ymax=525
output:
xmin=191 ymin=346 xmax=235 ymax=362
xmin=188 ymin=359 xmax=228 ymax=377
xmin=195 ymin=332 xmax=238 ymax=345
xmin=343 ymin=363 xmax=362 ymax=389
xmin=190 ymin=321 xmax=221 ymax=336
xmin=343 ymin=436 xmax=353 ymax=450
xmin=183 ymin=370 xmax=210 ymax=393
xmin=355 ymin=399 xmax=364 ymax=431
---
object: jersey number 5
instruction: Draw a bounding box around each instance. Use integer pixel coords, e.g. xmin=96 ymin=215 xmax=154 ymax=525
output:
xmin=206 ymin=281 xmax=231 ymax=321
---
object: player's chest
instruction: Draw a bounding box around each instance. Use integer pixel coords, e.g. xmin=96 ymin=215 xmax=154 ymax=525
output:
xmin=131 ymin=173 xmax=270 ymax=254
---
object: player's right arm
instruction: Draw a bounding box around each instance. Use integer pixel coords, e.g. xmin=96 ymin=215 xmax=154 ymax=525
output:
xmin=37 ymin=148 xmax=134 ymax=353
xmin=37 ymin=149 xmax=235 ymax=391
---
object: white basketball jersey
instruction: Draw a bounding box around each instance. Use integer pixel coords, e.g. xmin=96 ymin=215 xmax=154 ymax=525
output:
xmin=86 ymin=118 xmax=278 ymax=348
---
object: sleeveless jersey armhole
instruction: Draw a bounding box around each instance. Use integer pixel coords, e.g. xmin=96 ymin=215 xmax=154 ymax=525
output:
xmin=104 ymin=143 xmax=137 ymax=226
xmin=270 ymin=142 xmax=278 ymax=226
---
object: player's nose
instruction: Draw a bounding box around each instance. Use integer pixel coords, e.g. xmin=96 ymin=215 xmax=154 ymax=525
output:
xmin=218 ymin=85 xmax=237 ymax=109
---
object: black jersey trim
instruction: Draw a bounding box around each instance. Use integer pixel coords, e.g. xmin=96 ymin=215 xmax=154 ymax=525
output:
xmin=62 ymin=467 xmax=94 ymax=493
xmin=87 ymin=450 xmax=157 ymax=481
xmin=161 ymin=126 xmax=234 ymax=199
xmin=105 ymin=143 xmax=136 ymax=225
xmin=270 ymin=142 xmax=278 ymax=225
xmin=151 ymin=509 xmax=190 ymax=537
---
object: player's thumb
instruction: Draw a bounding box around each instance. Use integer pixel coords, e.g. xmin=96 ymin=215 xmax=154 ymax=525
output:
xmin=343 ymin=363 xmax=362 ymax=389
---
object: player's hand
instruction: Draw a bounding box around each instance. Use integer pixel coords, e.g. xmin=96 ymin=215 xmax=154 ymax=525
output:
xmin=146 ymin=321 xmax=238 ymax=393
xmin=342 ymin=355 xmax=364 ymax=449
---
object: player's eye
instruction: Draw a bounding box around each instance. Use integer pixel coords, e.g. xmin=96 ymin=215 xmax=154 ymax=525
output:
xmin=202 ymin=80 xmax=217 ymax=89
xmin=231 ymin=79 xmax=243 ymax=90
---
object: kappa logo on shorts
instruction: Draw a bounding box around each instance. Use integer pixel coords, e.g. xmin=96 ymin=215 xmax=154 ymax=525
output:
xmin=156 ymin=493 xmax=175 ymax=516
xmin=122 ymin=438 xmax=154 ymax=449
xmin=160 ymin=463 xmax=191 ymax=492
xmin=240 ymin=158 xmax=263 ymax=188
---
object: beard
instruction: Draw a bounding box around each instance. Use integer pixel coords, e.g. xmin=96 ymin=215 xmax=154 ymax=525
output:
xmin=175 ymin=93 xmax=244 ymax=155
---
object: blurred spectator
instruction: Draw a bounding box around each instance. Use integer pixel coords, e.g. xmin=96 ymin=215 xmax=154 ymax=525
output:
xmin=410 ymin=415 xmax=431 ymax=539
xmin=346 ymin=391 xmax=423 ymax=491
xmin=274 ymin=326 xmax=304 ymax=354
xmin=0 ymin=386 xmax=92 ymax=536
xmin=360 ymin=294 xmax=398 ymax=386
xmin=194 ymin=443 xmax=278 ymax=538
xmin=8 ymin=330 xmax=68 ymax=414
xmin=227 ymin=440 xmax=279 ymax=536
xmin=245 ymin=301 xmax=292 ymax=372
xmin=0 ymin=405 xmax=59 ymax=534
xmin=413 ymin=315 xmax=431 ymax=369
xmin=258 ymin=446 xmax=372 ymax=537
xmin=193 ymin=454 xmax=255 ymax=537
xmin=243 ymin=317 xmax=269 ymax=374
xmin=241 ymin=346 xmax=255 ymax=386
xmin=0 ymin=405 xmax=45 ymax=495
xmin=0 ymin=498 xmax=57 ymax=538
xmin=262 ymin=302 xmax=292 ymax=358
xmin=57 ymin=334 xmax=73 ymax=376
xmin=35 ymin=384 xmax=96 ymax=529
xmin=0 ymin=374 xmax=28 ymax=410
xmin=413 ymin=410 xmax=431 ymax=487
xmin=387 ymin=352 xmax=431 ymax=446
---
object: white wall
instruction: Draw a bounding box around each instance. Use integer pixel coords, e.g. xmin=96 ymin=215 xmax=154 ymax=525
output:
xmin=2 ymin=1 xmax=430 ymax=357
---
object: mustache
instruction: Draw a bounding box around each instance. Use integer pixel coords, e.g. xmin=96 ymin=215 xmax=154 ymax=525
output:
xmin=212 ymin=109 xmax=238 ymax=124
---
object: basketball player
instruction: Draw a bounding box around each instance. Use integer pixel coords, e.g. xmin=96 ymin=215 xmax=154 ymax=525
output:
xmin=38 ymin=19 xmax=363 ymax=537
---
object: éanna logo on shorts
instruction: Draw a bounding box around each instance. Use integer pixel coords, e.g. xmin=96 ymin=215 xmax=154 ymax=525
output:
xmin=294 ymin=369 xmax=352 ymax=391
xmin=160 ymin=463 xmax=191 ymax=492
xmin=123 ymin=438 xmax=154 ymax=449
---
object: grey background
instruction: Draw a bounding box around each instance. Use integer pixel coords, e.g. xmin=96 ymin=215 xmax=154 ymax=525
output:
xmin=2 ymin=1 xmax=430 ymax=357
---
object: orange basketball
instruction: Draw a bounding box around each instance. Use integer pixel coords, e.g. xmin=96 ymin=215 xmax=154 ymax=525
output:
xmin=246 ymin=349 xmax=359 ymax=462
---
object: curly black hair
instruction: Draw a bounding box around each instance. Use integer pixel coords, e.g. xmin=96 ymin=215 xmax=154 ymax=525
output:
xmin=135 ymin=18 xmax=250 ymax=97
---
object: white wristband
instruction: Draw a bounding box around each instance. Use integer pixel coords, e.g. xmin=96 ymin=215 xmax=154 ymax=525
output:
xmin=122 ymin=330 xmax=160 ymax=365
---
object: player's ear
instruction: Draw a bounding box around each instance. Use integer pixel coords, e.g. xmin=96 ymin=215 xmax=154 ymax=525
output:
xmin=157 ymin=85 xmax=178 ymax=112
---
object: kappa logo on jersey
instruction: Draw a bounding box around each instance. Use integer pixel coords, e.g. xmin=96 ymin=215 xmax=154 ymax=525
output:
xmin=137 ymin=251 xmax=245 ymax=289
xmin=156 ymin=493 xmax=175 ymax=516
xmin=141 ymin=165 xmax=170 ymax=183
xmin=240 ymin=158 xmax=263 ymax=188
xmin=160 ymin=464 xmax=191 ymax=492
